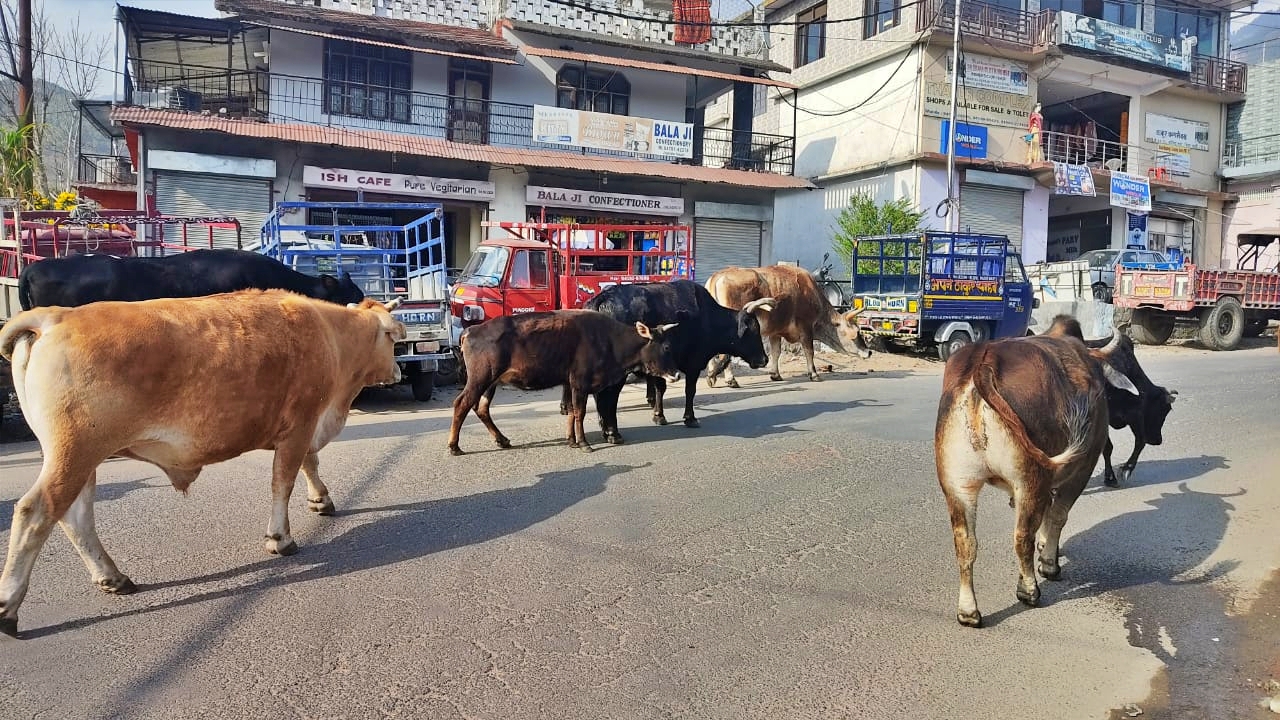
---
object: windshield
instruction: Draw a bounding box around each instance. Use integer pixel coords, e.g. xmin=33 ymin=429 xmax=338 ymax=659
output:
xmin=1080 ymin=250 xmax=1119 ymax=269
xmin=457 ymin=246 xmax=510 ymax=288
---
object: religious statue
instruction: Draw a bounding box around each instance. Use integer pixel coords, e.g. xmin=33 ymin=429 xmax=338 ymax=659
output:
xmin=1026 ymin=103 xmax=1044 ymax=164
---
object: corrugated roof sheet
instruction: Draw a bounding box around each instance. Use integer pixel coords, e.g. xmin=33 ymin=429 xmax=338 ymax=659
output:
xmin=214 ymin=0 xmax=516 ymax=58
xmin=518 ymin=46 xmax=796 ymax=89
xmin=111 ymin=107 xmax=811 ymax=190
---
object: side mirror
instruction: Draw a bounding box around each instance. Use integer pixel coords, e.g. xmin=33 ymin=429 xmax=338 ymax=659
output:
xmin=1033 ymin=297 xmax=1041 ymax=309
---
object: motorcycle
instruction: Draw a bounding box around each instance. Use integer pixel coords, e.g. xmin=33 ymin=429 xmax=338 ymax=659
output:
xmin=810 ymin=252 xmax=849 ymax=309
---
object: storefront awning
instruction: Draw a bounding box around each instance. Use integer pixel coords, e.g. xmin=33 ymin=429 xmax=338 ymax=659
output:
xmin=518 ymin=46 xmax=796 ymax=90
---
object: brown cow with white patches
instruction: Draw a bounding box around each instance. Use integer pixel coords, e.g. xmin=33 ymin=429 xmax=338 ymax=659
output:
xmin=934 ymin=316 xmax=1139 ymax=628
xmin=703 ymin=264 xmax=870 ymax=386
xmin=0 ymin=289 xmax=406 ymax=637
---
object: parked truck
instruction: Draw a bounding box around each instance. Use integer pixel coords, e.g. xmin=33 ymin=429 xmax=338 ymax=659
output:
xmin=850 ymin=231 xmax=1036 ymax=361
xmin=1113 ymin=262 xmax=1280 ymax=350
xmin=259 ymin=201 xmax=454 ymax=401
xmin=450 ymin=220 xmax=694 ymax=332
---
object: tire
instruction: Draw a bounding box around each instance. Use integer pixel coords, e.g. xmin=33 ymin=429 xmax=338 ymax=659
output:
xmin=937 ymin=330 xmax=972 ymax=362
xmin=1091 ymin=282 xmax=1112 ymax=302
xmin=1241 ymin=318 xmax=1268 ymax=339
xmin=411 ymin=370 xmax=436 ymax=402
xmin=1197 ymin=296 xmax=1246 ymax=351
xmin=1129 ymin=309 xmax=1175 ymax=346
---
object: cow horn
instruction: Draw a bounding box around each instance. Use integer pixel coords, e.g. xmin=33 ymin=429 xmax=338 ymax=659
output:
xmin=743 ymin=297 xmax=776 ymax=314
xmin=1100 ymin=328 xmax=1123 ymax=353
xmin=385 ymin=298 xmax=403 ymax=311
xmin=844 ymin=306 xmax=866 ymax=318
xmin=658 ymin=323 xmax=679 ymax=332
xmin=346 ymin=303 xmax=358 ymax=309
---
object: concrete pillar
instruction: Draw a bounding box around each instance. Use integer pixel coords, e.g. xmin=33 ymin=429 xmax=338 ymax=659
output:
xmin=1125 ymin=95 xmax=1144 ymax=178
xmin=487 ymin=166 xmax=527 ymax=236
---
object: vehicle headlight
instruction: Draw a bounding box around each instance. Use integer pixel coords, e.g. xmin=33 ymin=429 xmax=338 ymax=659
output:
xmin=462 ymin=305 xmax=486 ymax=322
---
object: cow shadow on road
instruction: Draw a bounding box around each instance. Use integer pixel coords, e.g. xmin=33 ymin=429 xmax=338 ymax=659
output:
xmin=1082 ymin=454 xmax=1230 ymax=495
xmin=692 ymin=399 xmax=892 ymax=440
xmin=0 ymin=478 xmax=158 ymax=534
xmin=22 ymin=462 xmax=639 ymax=639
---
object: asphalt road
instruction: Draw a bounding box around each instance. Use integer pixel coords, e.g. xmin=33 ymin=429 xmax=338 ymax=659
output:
xmin=1 ymin=342 xmax=1277 ymax=720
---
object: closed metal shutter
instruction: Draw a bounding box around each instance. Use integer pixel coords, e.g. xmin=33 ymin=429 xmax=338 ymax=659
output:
xmin=694 ymin=218 xmax=762 ymax=281
xmin=154 ymin=172 xmax=273 ymax=250
xmin=959 ymin=185 xmax=1024 ymax=250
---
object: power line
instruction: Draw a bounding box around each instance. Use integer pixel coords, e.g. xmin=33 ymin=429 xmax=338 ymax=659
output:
xmin=542 ymin=0 xmax=929 ymax=27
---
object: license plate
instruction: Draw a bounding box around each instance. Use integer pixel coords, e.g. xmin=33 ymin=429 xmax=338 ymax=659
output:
xmin=882 ymin=321 xmax=894 ymax=330
xmin=415 ymin=341 xmax=440 ymax=353
xmin=1153 ymin=287 xmax=1172 ymax=297
xmin=396 ymin=311 xmax=441 ymax=325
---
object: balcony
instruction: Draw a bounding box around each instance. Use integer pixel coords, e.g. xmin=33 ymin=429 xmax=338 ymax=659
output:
xmin=1188 ymin=54 xmax=1248 ymax=95
xmin=1041 ymin=130 xmax=1127 ymax=169
xmin=76 ymin=154 xmax=137 ymax=187
xmin=916 ymin=0 xmax=1054 ymax=52
xmin=1222 ymin=133 xmax=1280 ymax=178
xmin=124 ymin=60 xmax=796 ymax=176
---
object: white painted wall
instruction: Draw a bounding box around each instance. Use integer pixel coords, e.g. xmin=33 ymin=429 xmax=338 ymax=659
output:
xmin=1223 ymin=183 xmax=1280 ymax=269
xmin=1022 ymin=185 xmax=1050 ymax=264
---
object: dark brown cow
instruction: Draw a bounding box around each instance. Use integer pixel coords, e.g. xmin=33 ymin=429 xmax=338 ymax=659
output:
xmin=703 ymin=264 xmax=870 ymax=386
xmin=934 ymin=316 xmax=1138 ymax=627
xmin=447 ymin=310 xmax=681 ymax=455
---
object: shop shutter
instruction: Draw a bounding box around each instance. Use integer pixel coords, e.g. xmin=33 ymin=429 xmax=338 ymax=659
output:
xmin=694 ymin=218 xmax=762 ymax=281
xmin=154 ymin=172 xmax=273 ymax=250
xmin=958 ymin=185 xmax=1024 ymax=251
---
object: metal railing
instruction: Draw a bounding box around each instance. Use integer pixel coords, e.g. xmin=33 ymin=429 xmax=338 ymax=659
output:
xmin=916 ymin=0 xmax=1054 ymax=51
xmin=125 ymin=59 xmax=796 ymax=175
xmin=76 ymin=154 xmax=136 ymax=186
xmin=1223 ymin=133 xmax=1280 ymax=169
xmin=1188 ymin=54 xmax=1248 ymax=94
xmin=1040 ymin=130 xmax=1128 ymax=169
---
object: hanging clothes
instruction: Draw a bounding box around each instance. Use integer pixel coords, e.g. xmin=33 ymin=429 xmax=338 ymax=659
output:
xmin=673 ymin=0 xmax=713 ymax=45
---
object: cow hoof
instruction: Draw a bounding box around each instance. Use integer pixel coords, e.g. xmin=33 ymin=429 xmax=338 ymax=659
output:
xmin=558 ymin=404 xmax=569 ymax=416
xmin=448 ymin=446 xmax=464 ymax=456
xmin=705 ymin=377 xmax=717 ymax=389
xmin=1038 ymin=558 xmax=1062 ymax=580
xmin=579 ymin=443 xmax=594 ymax=454
xmin=605 ymin=434 xmax=624 ymax=445
xmin=769 ymin=374 xmax=784 ymax=382
xmin=653 ymin=415 xmax=668 ymax=426
xmin=97 ymin=575 xmax=137 ymax=595
xmin=809 ymin=373 xmax=823 ymax=382
xmin=495 ymin=437 xmax=512 ymax=450
xmin=1016 ymin=583 xmax=1041 ymax=607
xmin=266 ymin=536 xmax=298 ymax=556
xmin=956 ymin=610 xmax=983 ymax=628
xmin=726 ymin=379 xmax=741 ymax=389
xmin=1119 ymin=466 xmax=1134 ymax=484
xmin=0 ymin=616 xmax=16 ymax=637
xmin=308 ymin=497 xmax=336 ymax=515
xmin=684 ymin=417 xmax=700 ymax=428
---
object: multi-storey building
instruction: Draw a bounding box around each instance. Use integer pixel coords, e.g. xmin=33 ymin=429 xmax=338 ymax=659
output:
xmin=1222 ymin=16 xmax=1280 ymax=272
xmin=99 ymin=0 xmax=804 ymax=278
xmin=754 ymin=0 xmax=1247 ymax=270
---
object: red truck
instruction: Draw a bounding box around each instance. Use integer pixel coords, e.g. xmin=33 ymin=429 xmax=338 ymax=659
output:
xmin=449 ymin=221 xmax=694 ymax=331
xmin=1113 ymin=263 xmax=1280 ymax=350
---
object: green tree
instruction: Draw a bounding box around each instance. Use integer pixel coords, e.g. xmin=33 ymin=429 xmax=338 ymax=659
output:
xmin=0 ymin=123 xmax=35 ymax=199
xmin=832 ymin=193 xmax=927 ymax=278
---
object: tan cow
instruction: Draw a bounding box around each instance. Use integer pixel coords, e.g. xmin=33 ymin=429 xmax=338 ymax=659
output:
xmin=703 ymin=264 xmax=870 ymax=386
xmin=0 ymin=289 xmax=406 ymax=637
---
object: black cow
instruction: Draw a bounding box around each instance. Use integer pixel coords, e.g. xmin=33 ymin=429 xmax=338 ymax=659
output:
xmin=18 ymin=249 xmax=364 ymax=310
xmin=1045 ymin=317 xmax=1177 ymax=487
xmin=447 ymin=310 xmax=682 ymax=455
xmin=560 ymin=280 xmax=774 ymax=440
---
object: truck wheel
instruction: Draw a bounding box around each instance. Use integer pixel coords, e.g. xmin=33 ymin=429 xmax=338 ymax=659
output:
xmin=1197 ymin=296 xmax=1245 ymax=351
xmin=1091 ymin=282 xmax=1112 ymax=302
xmin=1129 ymin=310 xmax=1174 ymax=346
xmin=1241 ymin=318 xmax=1268 ymax=338
xmin=937 ymin=331 xmax=972 ymax=362
xmin=411 ymin=370 xmax=436 ymax=402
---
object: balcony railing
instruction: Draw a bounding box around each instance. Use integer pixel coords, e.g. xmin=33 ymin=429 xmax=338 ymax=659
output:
xmin=125 ymin=60 xmax=795 ymax=175
xmin=916 ymin=0 xmax=1054 ymax=51
xmin=76 ymin=154 xmax=137 ymax=186
xmin=1188 ymin=54 xmax=1248 ymax=95
xmin=1041 ymin=130 xmax=1128 ymax=170
xmin=1223 ymin=133 xmax=1280 ymax=170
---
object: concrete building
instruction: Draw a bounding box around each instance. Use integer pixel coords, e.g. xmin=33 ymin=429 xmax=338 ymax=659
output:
xmin=104 ymin=0 xmax=806 ymax=279
xmin=1222 ymin=15 xmax=1280 ymax=272
xmin=751 ymin=0 xmax=1248 ymax=272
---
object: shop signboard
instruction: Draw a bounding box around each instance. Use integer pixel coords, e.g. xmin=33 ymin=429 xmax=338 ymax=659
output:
xmin=302 ymin=166 xmax=495 ymax=201
xmin=526 ymin=186 xmax=685 ymax=216
xmin=923 ymin=81 xmax=1036 ymax=129
xmin=940 ymin=121 xmax=989 ymax=159
xmin=1154 ymin=144 xmax=1192 ymax=177
xmin=945 ymin=53 xmax=1030 ymax=95
xmin=1145 ymin=113 xmax=1210 ymax=152
xmin=1109 ymin=171 xmax=1152 ymax=212
xmin=1057 ymin=12 xmax=1192 ymax=73
xmin=531 ymin=105 xmax=694 ymax=159
xmin=1052 ymin=162 xmax=1096 ymax=197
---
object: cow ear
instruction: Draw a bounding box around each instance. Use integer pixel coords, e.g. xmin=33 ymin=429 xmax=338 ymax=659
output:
xmin=320 ymin=274 xmax=338 ymax=288
xmin=1101 ymin=362 xmax=1139 ymax=395
xmin=676 ymin=309 xmax=692 ymax=323
xmin=635 ymin=321 xmax=653 ymax=339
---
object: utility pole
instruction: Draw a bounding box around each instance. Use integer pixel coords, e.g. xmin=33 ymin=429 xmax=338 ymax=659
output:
xmin=943 ymin=0 xmax=962 ymax=232
xmin=16 ymin=0 xmax=34 ymax=191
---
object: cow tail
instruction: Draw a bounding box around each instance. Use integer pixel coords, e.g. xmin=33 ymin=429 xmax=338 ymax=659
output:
xmin=17 ymin=270 xmax=32 ymax=311
xmin=0 ymin=308 xmax=59 ymax=361
xmin=971 ymin=360 xmax=1080 ymax=472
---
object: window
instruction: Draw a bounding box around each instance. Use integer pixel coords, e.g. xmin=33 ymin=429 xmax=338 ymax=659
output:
xmin=323 ymin=39 xmax=412 ymax=123
xmin=448 ymin=58 xmax=492 ymax=143
xmin=1147 ymin=217 xmax=1191 ymax=254
xmin=863 ymin=0 xmax=899 ymax=38
xmin=1154 ymin=1 xmax=1219 ymax=56
xmin=795 ymin=3 xmax=826 ymax=66
xmin=509 ymin=250 xmax=549 ymax=289
xmin=556 ymin=67 xmax=630 ymax=115
xmin=1040 ymin=0 xmax=1136 ymax=28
